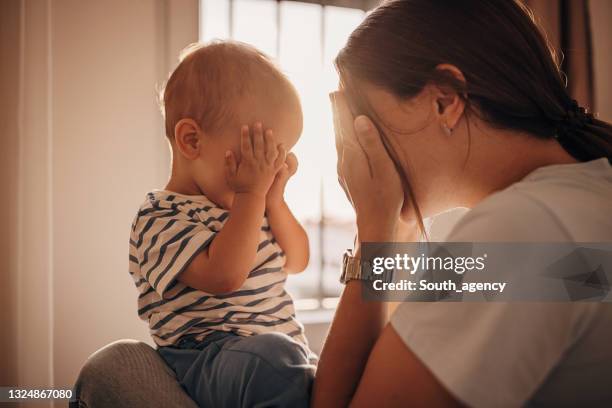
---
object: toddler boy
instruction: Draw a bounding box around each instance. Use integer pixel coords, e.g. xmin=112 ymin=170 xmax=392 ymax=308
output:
xmin=129 ymin=41 xmax=315 ymax=407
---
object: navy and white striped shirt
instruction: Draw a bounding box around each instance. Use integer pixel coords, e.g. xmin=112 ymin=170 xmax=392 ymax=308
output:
xmin=129 ymin=190 xmax=306 ymax=347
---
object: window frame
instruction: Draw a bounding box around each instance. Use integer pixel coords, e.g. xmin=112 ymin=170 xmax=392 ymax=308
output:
xmin=199 ymin=0 xmax=369 ymax=311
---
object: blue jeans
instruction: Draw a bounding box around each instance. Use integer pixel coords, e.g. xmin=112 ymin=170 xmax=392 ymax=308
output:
xmin=158 ymin=332 xmax=316 ymax=408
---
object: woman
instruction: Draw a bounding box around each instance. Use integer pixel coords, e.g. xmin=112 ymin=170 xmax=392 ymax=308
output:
xmin=311 ymin=0 xmax=612 ymax=407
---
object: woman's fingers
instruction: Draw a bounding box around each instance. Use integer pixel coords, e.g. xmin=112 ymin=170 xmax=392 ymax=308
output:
xmin=352 ymin=115 xmax=385 ymax=178
xmin=331 ymin=91 xmax=357 ymax=189
xmin=252 ymin=122 xmax=265 ymax=159
xmin=333 ymin=92 xmax=361 ymax=151
xmin=240 ymin=125 xmax=253 ymax=159
xmin=330 ymin=92 xmax=344 ymax=158
xmin=330 ymin=91 xmax=403 ymax=226
xmin=353 ymin=115 xmax=385 ymax=156
xmin=337 ymin=175 xmax=354 ymax=207
xmin=331 ymin=91 xmax=374 ymax=186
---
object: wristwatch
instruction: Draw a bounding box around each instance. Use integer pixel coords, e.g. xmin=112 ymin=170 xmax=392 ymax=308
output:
xmin=340 ymin=249 xmax=371 ymax=284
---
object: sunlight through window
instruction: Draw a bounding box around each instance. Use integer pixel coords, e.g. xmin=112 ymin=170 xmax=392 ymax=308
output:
xmin=200 ymin=0 xmax=365 ymax=304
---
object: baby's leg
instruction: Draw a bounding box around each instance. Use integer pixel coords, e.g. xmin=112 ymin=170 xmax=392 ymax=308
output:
xmin=222 ymin=332 xmax=316 ymax=407
xmin=159 ymin=332 xmax=316 ymax=408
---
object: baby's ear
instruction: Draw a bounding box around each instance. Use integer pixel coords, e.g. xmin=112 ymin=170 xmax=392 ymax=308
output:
xmin=174 ymin=118 xmax=202 ymax=160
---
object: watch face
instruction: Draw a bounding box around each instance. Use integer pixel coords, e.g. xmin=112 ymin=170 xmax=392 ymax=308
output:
xmin=340 ymin=251 xmax=353 ymax=284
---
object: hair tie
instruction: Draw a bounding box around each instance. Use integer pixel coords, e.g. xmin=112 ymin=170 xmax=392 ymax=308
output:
xmin=554 ymin=99 xmax=594 ymax=139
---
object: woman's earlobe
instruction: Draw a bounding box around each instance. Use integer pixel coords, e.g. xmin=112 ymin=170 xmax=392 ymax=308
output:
xmin=435 ymin=93 xmax=462 ymax=135
xmin=434 ymin=63 xmax=467 ymax=129
xmin=441 ymin=122 xmax=453 ymax=136
xmin=434 ymin=88 xmax=465 ymax=133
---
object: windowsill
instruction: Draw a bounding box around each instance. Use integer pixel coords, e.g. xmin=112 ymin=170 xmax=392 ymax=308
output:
xmin=296 ymin=307 xmax=335 ymax=325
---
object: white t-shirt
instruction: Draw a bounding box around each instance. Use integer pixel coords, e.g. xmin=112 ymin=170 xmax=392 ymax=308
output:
xmin=391 ymin=158 xmax=612 ymax=407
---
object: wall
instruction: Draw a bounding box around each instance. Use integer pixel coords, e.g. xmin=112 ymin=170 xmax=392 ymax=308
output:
xmin=0 ymin=0 xmax=198 ymax=400
xmin=51 ymin=0 xmax=198 ymax=389
xmin=591 ymin=0 xmax=612 ymax=122
xmin=0 ymin=0 xmax=21 ymax=388
xmin=52 ymin=0 xmax=165 ymax=387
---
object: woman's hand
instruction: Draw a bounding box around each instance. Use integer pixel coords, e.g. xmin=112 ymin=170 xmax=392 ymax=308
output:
xmin=331 ymin=91 xmax=404 ymax=241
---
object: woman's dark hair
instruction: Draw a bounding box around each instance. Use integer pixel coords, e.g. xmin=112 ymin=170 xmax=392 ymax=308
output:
xmin=335 ymin=0 xmax=612 ymax=234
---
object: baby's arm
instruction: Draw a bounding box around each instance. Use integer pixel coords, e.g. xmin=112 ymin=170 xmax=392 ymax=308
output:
xmin=178 ymin=124 xmax=285 ymax=294
xmin=266 ymin=152 xmax=310 ymax=274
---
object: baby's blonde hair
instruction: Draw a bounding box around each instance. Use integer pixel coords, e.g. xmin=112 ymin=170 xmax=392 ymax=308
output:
xmin=159 ymin=41 xmax=296 ymax=139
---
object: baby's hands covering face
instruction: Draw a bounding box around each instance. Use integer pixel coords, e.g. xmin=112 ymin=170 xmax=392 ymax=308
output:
xmin=224 ymin=123 xmax=286 ymax=197
xmin=266 ymin=152 xmax=297 ymax=208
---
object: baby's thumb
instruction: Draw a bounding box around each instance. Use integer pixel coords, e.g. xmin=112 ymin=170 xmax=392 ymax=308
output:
xmin=285 ymin=153 xmax=298 ymax=176
xmin=274 ymin=164 xmax=291 ymax=187
xmin=224 ymin=150 xmax=237 ymax=179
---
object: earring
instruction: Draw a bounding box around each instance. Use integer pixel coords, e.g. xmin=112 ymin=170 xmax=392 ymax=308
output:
xmin=442 ymin=123 xmax=453 ymax=136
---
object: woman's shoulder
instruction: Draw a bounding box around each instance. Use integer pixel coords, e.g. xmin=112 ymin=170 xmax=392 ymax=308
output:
xmin=447 ymin=159 xmax=612 ymax=242
xmin=446 ymin=187 xmax=563 ymax=242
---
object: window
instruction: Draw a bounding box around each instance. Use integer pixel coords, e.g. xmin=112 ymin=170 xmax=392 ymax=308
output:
xmin=200 ymin=0 xmax=365 ymax=310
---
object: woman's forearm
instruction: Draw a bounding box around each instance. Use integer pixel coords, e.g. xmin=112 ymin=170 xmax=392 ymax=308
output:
xmin=311 ymin=280 xmax=387 ymax=408
xmin=316 ymin=94 xmax=414 ymax=406
xmin=311 ymin=227 xmax=396 ymax=408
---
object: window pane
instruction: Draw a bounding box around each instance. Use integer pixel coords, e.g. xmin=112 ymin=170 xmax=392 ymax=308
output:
xmin=322 ymin=6 xmax=365 ymax=221
xmin=198 ymin=1 xmax=366 ymax=302
xmin=232 ymin=0 xmax=278 ymax=58
xmin=319 ymin=6 xmax=364 ymax=296
xmin=323 ymin=6 xmax=365 ymax=64
xmin=279 ymin=1 xmax=323 ymax=222
xmin=279 ymin=2 xmax=324 ymax=299
xmin=200 ymin=0 xmax=230 ymax=41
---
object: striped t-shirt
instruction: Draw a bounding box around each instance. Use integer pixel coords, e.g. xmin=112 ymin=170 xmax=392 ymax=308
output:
xmin=129 ymin=190 xmax=306 ymax=347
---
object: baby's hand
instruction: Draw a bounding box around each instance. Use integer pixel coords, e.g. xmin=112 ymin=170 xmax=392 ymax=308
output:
xmin=225 ymin=123 xmax=286 ymax=198
xmin=266 ymin=152 xmax=298 ymax=209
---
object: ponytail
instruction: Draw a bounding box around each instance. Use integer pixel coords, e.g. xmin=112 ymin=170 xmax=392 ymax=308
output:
xmin=553 ymin=99 xmax=612 ymax=164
